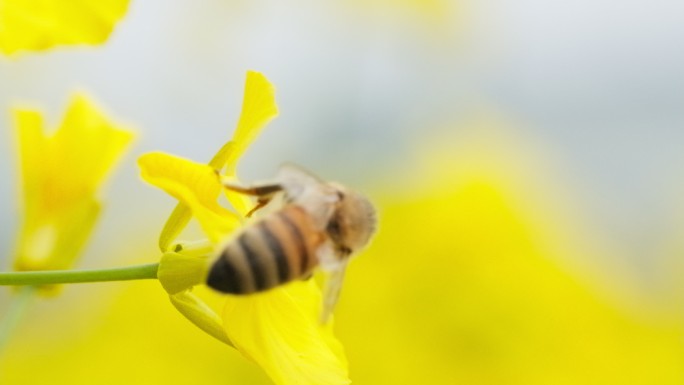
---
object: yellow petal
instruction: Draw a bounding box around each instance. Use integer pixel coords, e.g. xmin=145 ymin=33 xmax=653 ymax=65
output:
xmin=219 ymin=172 xmax=254 ymax=218
xmin=169 ymin=290 xmax=233 ymax=346
xmin=0 ymin=0 xmax=130 ymax=55
xmin=158 ymin=141 xmax=239 ymax=251
xmin=13 ymin=109 xmax=47 ymax=219
xmin=13 ymin=93 xmax=134 ymax=273
xmin=54 ymin=95 xmax=134 ymax=192
xmin=214 ymin=71 xmax=278 ymax=216
xmin=15 ymin=198 xmax=100 ymax=272
xmin=223 ymin=71 xmax=279 ymax=173
xmin=138 ymin=152 xmax=241 ymax=244
xmin=223 ymin=280 xmax=350 ymax=385
xmin=157 ymin=71 xmax=278 ymax=242
xmin=14 ymin=94 xmax=135 ymax=215
xmin=158 ymin=203 xmax=193 ymax=252
xmin=207 ymin=138 xmax=237 ymax=171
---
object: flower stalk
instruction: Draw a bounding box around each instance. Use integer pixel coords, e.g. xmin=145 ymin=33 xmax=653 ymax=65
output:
xmin=0 ymin=263 xmax=159 ymax=286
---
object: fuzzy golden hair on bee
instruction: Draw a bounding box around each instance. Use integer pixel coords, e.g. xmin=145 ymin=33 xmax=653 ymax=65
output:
xmin=207 ymin=163 xmax=377 ymax=323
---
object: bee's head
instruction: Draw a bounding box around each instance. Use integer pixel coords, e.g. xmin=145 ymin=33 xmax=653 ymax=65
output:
xmin=325 ymin=184 xmax=377 ymax=257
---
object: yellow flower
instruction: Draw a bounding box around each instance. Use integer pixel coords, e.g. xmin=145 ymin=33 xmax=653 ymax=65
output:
xmin=139 ymin=71 xmax=350 ymax=385
xmin=0 ymin=0 xmax=130 ymax=55
xmin=12 ymin=94 xmax=134 ymax=286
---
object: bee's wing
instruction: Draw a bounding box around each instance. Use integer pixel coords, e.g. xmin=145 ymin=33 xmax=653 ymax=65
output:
xmin=278 ymin=163 xmax=338 ymax=229
xmin=319 ymin=259 xmax=349 ymax=324
xmin=277 ymin=163 xmax=325 ymax=191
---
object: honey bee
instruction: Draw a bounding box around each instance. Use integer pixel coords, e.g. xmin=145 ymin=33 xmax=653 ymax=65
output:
xmin=207 ymin=164 xmax=377 ymax=322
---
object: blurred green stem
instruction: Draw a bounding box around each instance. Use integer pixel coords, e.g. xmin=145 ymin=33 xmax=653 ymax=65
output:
xmin=0 ymin=263 xmax=159 ymax=286
xmin=0 ymin=286 xmax=35 ymax=354
xmin=0 ymin=264 xmax=159 ymax=355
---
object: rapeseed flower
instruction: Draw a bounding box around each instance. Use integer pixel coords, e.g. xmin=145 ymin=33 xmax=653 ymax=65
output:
xmin=139 ymin=71 xmax=350 ymax=385
xmin=13 ymin=94 xmax=134 ymax=290
xmin=0 ymin=0 xmax=130 ymax=55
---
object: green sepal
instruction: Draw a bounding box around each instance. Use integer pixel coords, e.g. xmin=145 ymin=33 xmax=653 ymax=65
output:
xmin=169 ymin=290 xmax=233 ymax=347
xmin=157 ymin=251 xmax=210 ymax=295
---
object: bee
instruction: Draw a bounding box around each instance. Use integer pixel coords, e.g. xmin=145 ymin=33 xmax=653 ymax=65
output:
xmin=207 ymin=164 xmax=377 ymax=322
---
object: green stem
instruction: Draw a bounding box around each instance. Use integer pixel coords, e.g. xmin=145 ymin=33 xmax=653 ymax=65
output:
xmin=0 ymin=286 xmax=35 ymax=354
xmin=0 ymin=263 xmax=159 ymax=286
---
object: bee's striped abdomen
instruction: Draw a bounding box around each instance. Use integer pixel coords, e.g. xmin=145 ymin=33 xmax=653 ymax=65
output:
xmin=207 ymin=205 xmax=323 ymax=294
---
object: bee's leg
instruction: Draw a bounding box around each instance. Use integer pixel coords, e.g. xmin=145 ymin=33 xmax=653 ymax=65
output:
xmin=223 ymin=183 xmax=283 ymax=217
xmin=245 ymin=197 xmax=270 ymax=218
xmin=223 ymin=183 xmax=283 ymax=197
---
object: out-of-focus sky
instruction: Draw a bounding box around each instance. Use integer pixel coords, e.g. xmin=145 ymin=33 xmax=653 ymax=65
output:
xmin=1 ymin=1 xmax=684 ymax=383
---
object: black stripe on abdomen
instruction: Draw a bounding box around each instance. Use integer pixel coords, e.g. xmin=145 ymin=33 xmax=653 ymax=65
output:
xmin=207 ymin=250 xmax=243 ymax=294
xmin=238 ymin=233 xmax=267 ymax=291
xmin=259 ymin=221 xmax=290 ymax=283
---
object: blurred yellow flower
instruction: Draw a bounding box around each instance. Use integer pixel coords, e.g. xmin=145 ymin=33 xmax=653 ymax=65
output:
xmin=0 ymin=0 xmax=130 ymax=55
xmin=336 ymin=122 xmax=684 ymax=384
xmin=345 ymin=0 xmax=460 ymax=26
xmin=13 ymin=94 xmax=134 ymax=284
xmin=139 ymin=71 xmax=350 ymax=385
